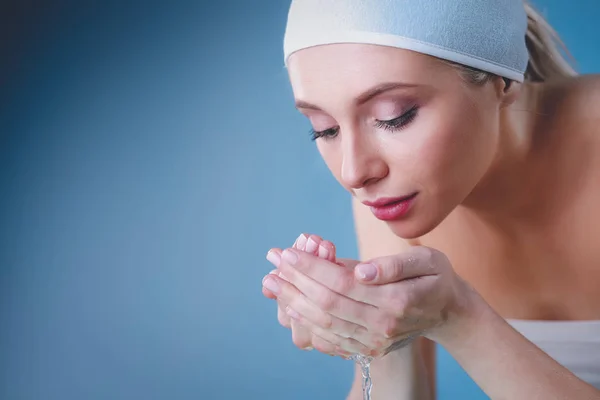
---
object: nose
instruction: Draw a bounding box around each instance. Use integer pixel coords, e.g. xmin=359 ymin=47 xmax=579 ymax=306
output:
xmin=340 ymin=132 xmax=388 ymax=190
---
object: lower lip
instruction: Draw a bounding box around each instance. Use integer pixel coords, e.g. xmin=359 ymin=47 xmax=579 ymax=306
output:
xmin=370 ymin=195 xmax=417 ymax=221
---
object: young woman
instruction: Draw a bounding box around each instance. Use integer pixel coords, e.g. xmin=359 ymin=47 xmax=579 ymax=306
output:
xmin=262 ymin=1 xmax=600 ymax=398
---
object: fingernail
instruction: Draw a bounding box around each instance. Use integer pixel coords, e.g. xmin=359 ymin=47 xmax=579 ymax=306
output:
xmin=282 ymin=249 xmax=298 ymax=265
xmin=356 ymin=263 xmax=377 ymax=281
xmin=305 ymin=238 xmax=318 ymax=253
xmin=295 ymin=234 xmax=308 ymax=250
xmin=303 ymin=346 xmax=314 ymax=351
xmin=262 ymin=276 xmax=280 ymax=294
xmin=285 ymin=306 xmax=300 ymax=320
xmin=318 ymin=244 xmax=330 ymax=259
xmin=266 ymin=250 xmax=281 ymax=266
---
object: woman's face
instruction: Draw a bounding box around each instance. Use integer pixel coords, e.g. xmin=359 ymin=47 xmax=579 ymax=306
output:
xmin=287 ymin=44 xmax=507 ymax=239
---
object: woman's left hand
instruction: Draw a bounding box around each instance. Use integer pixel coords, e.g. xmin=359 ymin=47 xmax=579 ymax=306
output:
xmin=262 ymin=244 xmax=480 ymax=358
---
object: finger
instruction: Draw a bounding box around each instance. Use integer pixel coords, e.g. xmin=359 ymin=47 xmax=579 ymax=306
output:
xmin=290 ymin=319 xmax=313 ymax=350
xmin=278 ymin=299 xmax=292 ymax=328
xmin=278 ymin=248 xmax=373 ymax=304
xmin=292 ymin=233 xmax=339 ymax=263
xmin=266 ymin=249 xmax=293 ymax=284
xmin=286 ymin=305 xmax=373 ymax=356
xmin=263 ymin=286 xmax=277 ymax=299
xmin=293 ymin=233 xmax=309 ymax=251
xmin=318 ymin=240 xmax=337 ymax=262
xmin=304 ymin=234 xmax=322 ymax=255
xmin=310 ymin=333 xmax=338 ymax=356
xmin=265 ymin=272 xmax=375 ymax=339
xmin=266 ymin=248 xmax=282 ymax=269
xmin=354 ymin=246 xmax=440 ymax=284
xmin=263 ymin=269 xmax=282 ymax=299
xmin=293 ymin=233 xmax=324 ymax=256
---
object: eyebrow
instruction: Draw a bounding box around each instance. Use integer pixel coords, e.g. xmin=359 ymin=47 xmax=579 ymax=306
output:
xmin=295 ymin=82 xmax=418 ymax=111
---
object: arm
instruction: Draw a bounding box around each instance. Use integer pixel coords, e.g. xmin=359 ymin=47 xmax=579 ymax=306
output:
xmin=351 ymin=196 xmax=599 ymax=399
xmin=347 ymin=198 xmax=435 ymax=400
xmin=434 ymin=296 xmax=600 ymax=400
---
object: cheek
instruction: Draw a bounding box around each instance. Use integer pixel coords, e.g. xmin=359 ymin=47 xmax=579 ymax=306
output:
xmin=316 ymin=142 xmax=343 ymax=181
xmin=413 ymin=104 xmax=496 ymax=198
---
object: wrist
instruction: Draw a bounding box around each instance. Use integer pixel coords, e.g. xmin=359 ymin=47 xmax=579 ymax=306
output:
xmin=427 ymin=279 xmax=492 ymax=349
xmin=369 ymin=340 xmax=432 ymax=396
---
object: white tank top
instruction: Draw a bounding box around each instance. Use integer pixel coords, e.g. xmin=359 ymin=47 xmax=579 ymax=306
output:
xmin=508 ymin=319 xmax=600 ymax=389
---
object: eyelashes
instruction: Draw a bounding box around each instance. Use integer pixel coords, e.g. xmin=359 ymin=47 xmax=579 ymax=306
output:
xmin=374 ymin=105 xmax=419 ymax=132
xmin=309 ymin=105 xmax=419 ymax=141
xmin=309 ymin=127 xmax=339 ymax=141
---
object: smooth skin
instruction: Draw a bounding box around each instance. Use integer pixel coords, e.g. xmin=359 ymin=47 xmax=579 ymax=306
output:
xmin=263 ymin=43 xmax=600 ymax=399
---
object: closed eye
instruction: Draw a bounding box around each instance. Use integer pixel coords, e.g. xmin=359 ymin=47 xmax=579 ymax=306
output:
xmin=310 ymin=126 xmax=339 ymax=141
xmin=309 ymin=105 xmax=419 ymax=141
xmin=375 ymin=105 xmax=419 ymax=131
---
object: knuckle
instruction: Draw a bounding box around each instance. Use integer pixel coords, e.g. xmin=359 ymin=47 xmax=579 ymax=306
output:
xmin=336 ymin=274 xmax=355 ymax=294
xmin=376 ymin=316 xmax=398 ymax=339
xmin=371 ymin=336 xmax=392 ymax=350
xmin=313 ymin=343 xmax=329 ymax=354
xmin=391 ymin=258 xmax=405 ymax=280
xmin=319 ymin=313 xmax=334 ymax=330
xmin=278 ymin=313 xmax=291 ymax=328
xmin=371 ymin=349 xmax=385 ymax=358
xmin=315 ymin=290 xmax=336 ymax=312
xmin=421 ymin=245 xmax=435 ymax=258
xmin=292 ymin=328 xmax=312 ymax=349
xmin=432 ymin=248 xmax=450 ymax=268
xmin=277 ymin=303 xmax=291 ymax=328
xmin=417 ymin=246 xmax=437 ymax=267
xmin=384 ymin=319 xmax=398 ymax=339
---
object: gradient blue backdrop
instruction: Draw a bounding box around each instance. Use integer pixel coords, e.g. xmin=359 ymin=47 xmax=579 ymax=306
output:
xmin=1 ymin=1 xmax=598 ymax=399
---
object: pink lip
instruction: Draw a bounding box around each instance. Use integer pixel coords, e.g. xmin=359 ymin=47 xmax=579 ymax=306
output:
xmin=362 ymin=193 xmax=418 ymax=221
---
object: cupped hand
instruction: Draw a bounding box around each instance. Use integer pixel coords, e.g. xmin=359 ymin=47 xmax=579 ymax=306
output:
xmin=262 ymin=233 xmax=351 ymax=356
xmin=263 ymin=243 xmax=477 ymax=358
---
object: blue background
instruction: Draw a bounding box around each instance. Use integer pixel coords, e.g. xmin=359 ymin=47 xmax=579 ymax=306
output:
xmin=1 ymin=1 xmax=598 ymax=399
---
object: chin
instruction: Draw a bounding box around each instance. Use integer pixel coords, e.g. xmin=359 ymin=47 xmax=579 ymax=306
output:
xmin=386 ymin=219 xmax=431 ymax=240
xmin=385 ymin=208 xmax=449 ymax=241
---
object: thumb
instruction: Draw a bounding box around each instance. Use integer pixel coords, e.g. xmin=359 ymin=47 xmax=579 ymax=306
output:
xmin=354 ymin=247 xmax=435 ymax=284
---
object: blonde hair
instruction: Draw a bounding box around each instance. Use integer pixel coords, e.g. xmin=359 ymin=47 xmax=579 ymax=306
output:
xmin=451 ymin=1 xmax=577 ymax=85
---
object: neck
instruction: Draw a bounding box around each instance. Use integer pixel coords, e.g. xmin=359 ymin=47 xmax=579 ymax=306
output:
xmin=460 ymin=83 xmax=545 ymax=222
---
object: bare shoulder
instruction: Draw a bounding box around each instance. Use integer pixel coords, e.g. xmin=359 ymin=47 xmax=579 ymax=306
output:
xmin=537 ymin=75 xmax=600 ymax=141
xmin=568 ymin=75 xmax=600 ymax=139
xmin=544 ymin=74 xmax=600 ymax=120
xmin=566 ymin=74 xmax=600 ymax=107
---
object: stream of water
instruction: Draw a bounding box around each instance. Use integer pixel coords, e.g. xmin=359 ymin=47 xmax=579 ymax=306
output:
xmin=350 ymin=354 xmax=374 ymax=400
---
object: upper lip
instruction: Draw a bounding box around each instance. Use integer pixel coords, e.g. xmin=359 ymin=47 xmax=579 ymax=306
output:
xmin=362 ymin=193 xmax=417 ymax=207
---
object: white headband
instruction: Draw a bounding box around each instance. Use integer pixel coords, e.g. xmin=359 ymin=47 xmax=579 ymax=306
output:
xmin=283 ymin=0 xmax=529 ymax=82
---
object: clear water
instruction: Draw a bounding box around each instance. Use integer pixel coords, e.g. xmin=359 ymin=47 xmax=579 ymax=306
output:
xmin=350 ymin=354 xmax=374 ymax=400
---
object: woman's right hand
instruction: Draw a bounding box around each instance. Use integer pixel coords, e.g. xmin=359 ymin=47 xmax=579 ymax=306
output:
xmin=263 ymin=233 xmax=345 ymax=355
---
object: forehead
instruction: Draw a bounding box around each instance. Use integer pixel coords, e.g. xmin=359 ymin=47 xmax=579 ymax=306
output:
xmin=287 ymin=44 xmax=450 ymax=101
